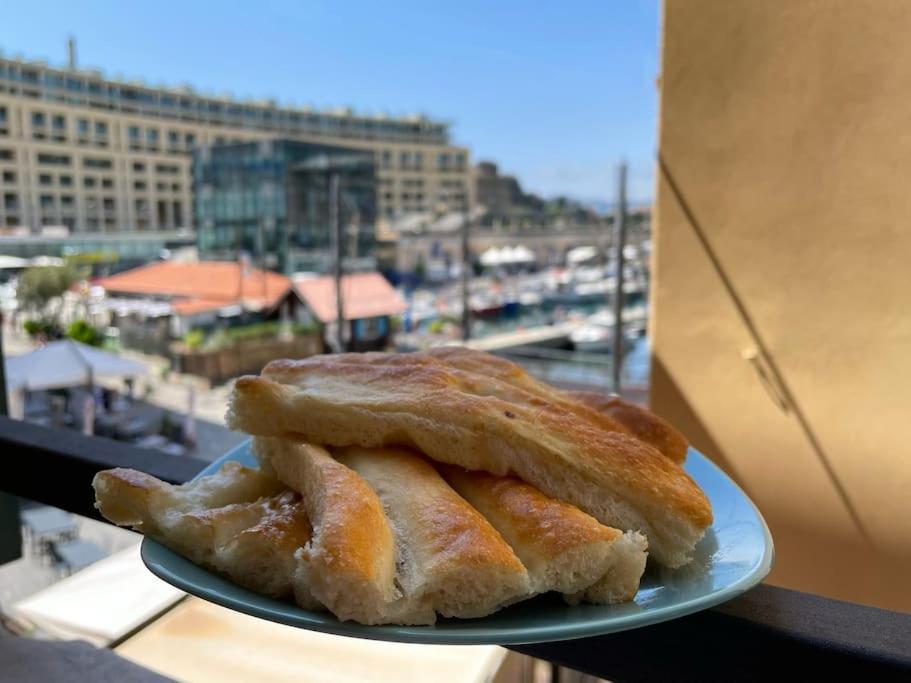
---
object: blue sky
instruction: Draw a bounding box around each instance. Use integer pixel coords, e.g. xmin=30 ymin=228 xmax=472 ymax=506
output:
xmin=0 ymin=1 xmax=660 ymax=202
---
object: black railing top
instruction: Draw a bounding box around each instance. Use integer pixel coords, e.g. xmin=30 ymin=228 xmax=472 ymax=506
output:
xmin=2 ymin=415 xmax=910 ymax=682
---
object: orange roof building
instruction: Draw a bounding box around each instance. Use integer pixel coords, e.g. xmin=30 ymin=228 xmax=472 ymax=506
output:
xmin=99 ymin=261 xmax=403 ymax=351
xmin=293 ymin=272 xmax=406 ymax=323
xmin=98 ymin=261 xmax=293 ymax=316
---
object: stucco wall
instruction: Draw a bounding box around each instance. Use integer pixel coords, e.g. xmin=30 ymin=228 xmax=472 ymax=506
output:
xmin=652 ymin=0 xmax=911 ymax=610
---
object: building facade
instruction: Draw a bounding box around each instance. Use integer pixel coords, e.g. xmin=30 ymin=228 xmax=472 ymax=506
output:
xmin=194 ymin=140 xmax=376 ymax=273
xmin=0 ymin=54 xmax=471 ymax=240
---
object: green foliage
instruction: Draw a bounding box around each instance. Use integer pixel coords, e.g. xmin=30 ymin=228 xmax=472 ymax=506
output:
xmin=23 ymin=318 xmax=63 ymax=339
xmin=65 ymin=319 xmax=104 ymax=347
xmin=16 ymin=265 xmax=80 ymax=311
xmin=186 ymin=320 xmax=320 ymax=351
xmin=183 ymin=328 xmax=206 ymax=350
xmin=427 ymin=319 xmax=445 ymax=334
xmin=65 ymin=251 xmax=119 ymax=266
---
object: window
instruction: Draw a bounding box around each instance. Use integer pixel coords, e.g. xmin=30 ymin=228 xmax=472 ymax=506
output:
xmin=185 ymin=133 xmax=196 ymax=147
xmin=155 ymin=164 xmax=180 ymax=174
xmin=134 ymin=180 xmax=147 ymax=191
xmin=40 ymin=194 xmax=54 ymax=208
xmin=39 ymin=174 xmax=53 ymax=186
xmin=101 ymin=178 xmax=113 ymax=189
xmin=61 ymin=195 xmax=74 ymax=208
xmin=83 ymin=176 xmax=97 ymax=188
xmin=77 ymin=118 xmax=89 ymax=135
xmin=0 ymin=106 xmax=7 ymax=125
xmin=414 ymin=152 xmax=424 ymax=170
xmin=173 ymin=201 xmax=183 ymax=225
xmin=128 ymin=126 xmax=140 ymax=141
xmin=103 ymin=198 xmax=115 ymax=211
xmin=168 ymin=130 xmax=179 ymax=145
xmin=171 ymin=182 xmax=181 ymax=192
xmin=31 ymin=111 xmax=45 ymax=127
xmin=132 ymin=162 xmax=146 ymax=173
xmin=400 ymin=151 xmax=411 ymax=169
xmin=2 ymin=171 xmax=15 ymax=183
xmin=135 ymin=199 xmax=148 ymax=213
xmin=438 ymin=153 xmax=450 ymax=169
xmin=0 ymin=149 xmax=13 ymax=161
xmin=52 ymin=115 xmax=66 ymax=130
xmin=59 ymin=175 xmax=72 ymax=187
xmin=3 ymin=193 xmax=17 ymax=210
xmin=37 ymin=153 xmax=70 ymax=165
xmin=83 ymin=157 xmax=113 ymax=170
xmin=157 ymin=200 xmax=168 ymax=224
xmin=455 ymin=153 xmax=466 ymax=168
xmin=147 ymin=128 xmax=159 ymax=143
xmin=157 ymin=182 xmax=168 ymax=192
xmin=95 ymin=121 xmax=108 ymax=136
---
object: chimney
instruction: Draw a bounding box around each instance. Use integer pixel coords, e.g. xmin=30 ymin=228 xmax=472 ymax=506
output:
xmin=67 ymin=37 xmax=77 ymax=70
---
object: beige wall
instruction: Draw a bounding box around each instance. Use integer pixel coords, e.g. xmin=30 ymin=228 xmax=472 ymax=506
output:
xmin=652 ymin=0 xmax=911 ymax=611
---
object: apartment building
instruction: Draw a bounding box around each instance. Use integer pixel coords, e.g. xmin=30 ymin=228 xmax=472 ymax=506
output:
xmin=0 ymin=54 xmax=471 ymax=238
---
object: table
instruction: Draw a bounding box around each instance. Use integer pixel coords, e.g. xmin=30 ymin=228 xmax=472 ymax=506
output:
xmin=20 ymin=506 xmax=76 ymax=552
xmin=52 ymin=539 xmax=107 ymax=575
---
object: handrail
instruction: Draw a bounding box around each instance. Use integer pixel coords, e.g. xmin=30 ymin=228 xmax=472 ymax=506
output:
xmin=2 ymin=415 xmax=909 ymax=680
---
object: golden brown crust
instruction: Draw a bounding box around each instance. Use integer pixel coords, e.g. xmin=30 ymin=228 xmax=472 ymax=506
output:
xmin=252 ymin=438 xmax=403 ymax=624
xmin=568 ymin=391 xmax=689 ymax=464
xmin=229 ymin=350 xmax=712 ymax=566
xmin=334 ymin=447 xmax=530 ymax=618
xmin=439 ymin=464 xmax=637 ymax=596
xmin=441 ymin=465 xmax=622 ymax=558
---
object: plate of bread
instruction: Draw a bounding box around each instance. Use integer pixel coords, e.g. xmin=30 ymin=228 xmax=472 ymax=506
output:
xmin=93 ymin=347 xmax=772 ymax=644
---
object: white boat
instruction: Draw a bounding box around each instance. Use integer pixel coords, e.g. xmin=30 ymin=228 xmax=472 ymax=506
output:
xmin=569 ymin=324 xmax=615 ymax=353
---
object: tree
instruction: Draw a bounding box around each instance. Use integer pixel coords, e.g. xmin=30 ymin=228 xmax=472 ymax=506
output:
xmin=65 ymin=320 xmax=104 ymax=347
xmin=16 ymin=265 xmax=79 ymax=312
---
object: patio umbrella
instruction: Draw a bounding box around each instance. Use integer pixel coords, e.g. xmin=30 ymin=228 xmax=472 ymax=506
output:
xmin=4 ymin=340 xmax=146 ymax=392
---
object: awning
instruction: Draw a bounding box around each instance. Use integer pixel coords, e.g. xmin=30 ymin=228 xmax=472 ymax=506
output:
xmin=5 ymin=340 xmax=146 ymax=391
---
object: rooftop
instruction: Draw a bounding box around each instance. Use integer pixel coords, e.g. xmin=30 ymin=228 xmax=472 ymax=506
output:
xmin=294 ymin=272 xmax=405 ymax=323
xmin=0 ymin=51 xmax=449 ymax=144
xmin=97 ymin=261 xmax=293 ymax=315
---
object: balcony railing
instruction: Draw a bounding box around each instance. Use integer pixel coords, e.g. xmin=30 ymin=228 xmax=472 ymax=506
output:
xmin=2 ymin=415 xmax=909 ymax=681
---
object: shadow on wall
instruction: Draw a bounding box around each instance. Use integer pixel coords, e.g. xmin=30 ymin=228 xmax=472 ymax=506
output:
xmin=650 ymin=352 xmax=911 ymax=613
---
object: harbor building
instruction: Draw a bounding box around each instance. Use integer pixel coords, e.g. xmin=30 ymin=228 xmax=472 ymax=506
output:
xmin=0 ymin=50 xmax=471 ymax=244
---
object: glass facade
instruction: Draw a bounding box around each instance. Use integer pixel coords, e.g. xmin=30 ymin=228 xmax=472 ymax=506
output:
xmin=194 ymin=139 xmax=376 ymax=274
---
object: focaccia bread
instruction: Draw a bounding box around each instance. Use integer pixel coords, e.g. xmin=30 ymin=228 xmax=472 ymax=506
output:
xmin=252 ymin=438 xmax=404 ymax=624
xmin=228 ymin=350 xmax=712 ymax=567
xmin=567 ymin=391 xmax=688 ymax=464
xmin=439 ymin=465 xmax=646 ymax=603
xmin=334 ymin=446 xmax=531 ymax=619
xmin=92 ymin=463 xmax=317 ymax=606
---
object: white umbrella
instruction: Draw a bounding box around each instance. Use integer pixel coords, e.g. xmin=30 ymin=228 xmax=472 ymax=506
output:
xmin=479 ymin=247 xmax=503 ymax=267
xmin=4 ymin=340 xmax=146 ymax=391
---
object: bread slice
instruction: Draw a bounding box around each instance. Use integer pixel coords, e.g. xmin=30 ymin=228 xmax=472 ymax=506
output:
xmin=334 ymin=447 xmax=532 ymax=619
xmin=567 ymin=391 xmax=688 ymax=464
xmin=92 ymin=464 xmax=317 ymax=605
xmin=252 ymin=438 xmax=406 ymax=624
xmin=439 ymin=465 xmax=646 ymax=603
xmin=228 ymin=351 xmax=712 ymax=567
xmin=565 ymin=531 xmax=648 ymax=605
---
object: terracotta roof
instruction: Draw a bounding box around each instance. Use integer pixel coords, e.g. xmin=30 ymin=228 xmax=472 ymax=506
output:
xmin=294 ymin=273 xmax=405 ymax=323
xmin=98 ymin=261 xmax=292 ymax=316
